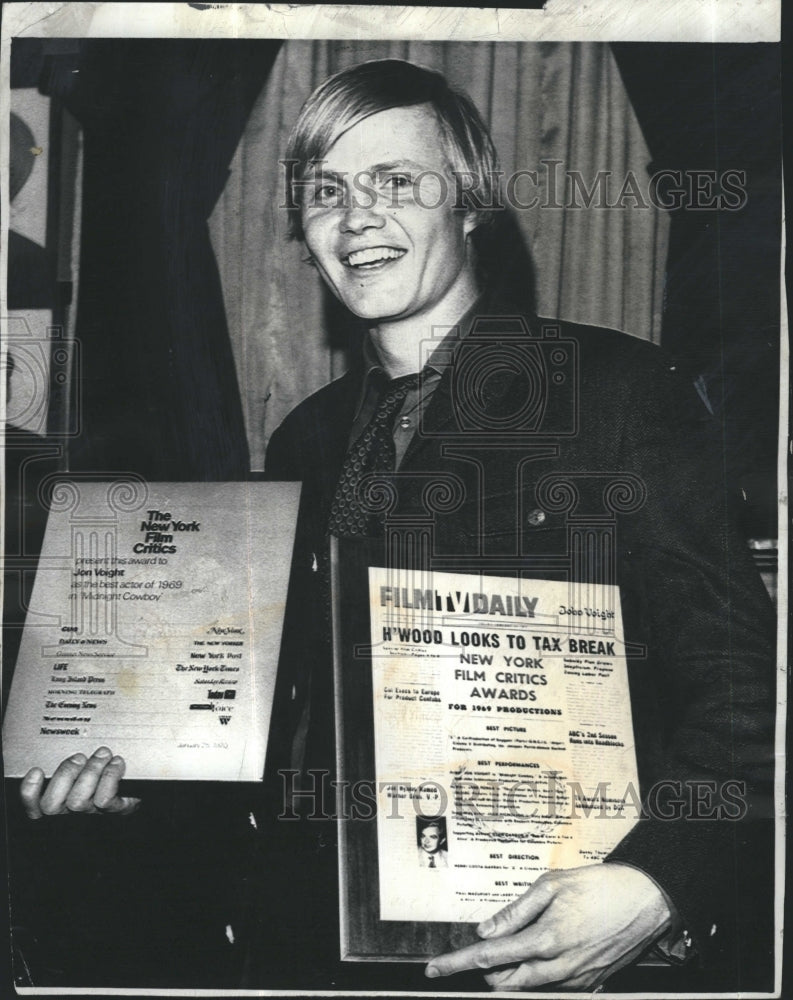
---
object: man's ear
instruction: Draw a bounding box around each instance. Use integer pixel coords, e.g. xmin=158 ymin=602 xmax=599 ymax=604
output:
xmin=463 ymin=210 xmax=480 ymax=238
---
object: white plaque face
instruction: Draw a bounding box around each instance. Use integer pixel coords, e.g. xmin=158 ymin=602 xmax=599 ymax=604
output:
xmin=2 ymin=481 xmax=299 ymax=780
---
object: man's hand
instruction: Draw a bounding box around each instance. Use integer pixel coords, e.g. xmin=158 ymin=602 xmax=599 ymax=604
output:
xmin=425 ymin=863 xmax=674 ymax=991
xmin=20 ymin=746 xmax=140 ymax=819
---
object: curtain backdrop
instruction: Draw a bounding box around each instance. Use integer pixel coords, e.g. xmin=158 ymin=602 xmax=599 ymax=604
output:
xmin=209 ymin=42 xmax=670 ymax=471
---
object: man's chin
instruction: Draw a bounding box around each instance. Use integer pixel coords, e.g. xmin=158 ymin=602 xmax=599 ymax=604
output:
xmin=342 ymin=297 xmax=410 ymax=323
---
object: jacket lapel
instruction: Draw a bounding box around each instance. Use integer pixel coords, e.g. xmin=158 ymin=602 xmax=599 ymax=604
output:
xmin=401 ymin=293 xmax=536 ymax=470
xmin=309 ymin=367 xmax=362 ymax=507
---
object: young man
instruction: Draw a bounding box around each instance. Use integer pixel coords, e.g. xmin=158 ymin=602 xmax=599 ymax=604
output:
xmin=263 ymin=58 xmax=776 ymax=991
xmin=19 ymin=59 xmax=775 ymax=992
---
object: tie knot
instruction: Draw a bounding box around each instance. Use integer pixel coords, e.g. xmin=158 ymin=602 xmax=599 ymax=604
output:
xmin=374 ymin=371 xmax=423 ymax=417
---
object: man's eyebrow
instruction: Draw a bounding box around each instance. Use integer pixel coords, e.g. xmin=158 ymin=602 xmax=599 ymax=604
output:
xmin=306 ymin=165 xmax=346 ymax=182
xmin=306 ymin=159 xmax=436 ymax=180
xmin=367 ymin=159 xmax=429 ymax=174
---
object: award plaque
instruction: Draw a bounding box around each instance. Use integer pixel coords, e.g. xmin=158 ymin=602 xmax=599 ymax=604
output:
xmin=331 ymin=538 xmax=639 ymax=960
xmin=3 ymin=480 xmax=300 ymax=781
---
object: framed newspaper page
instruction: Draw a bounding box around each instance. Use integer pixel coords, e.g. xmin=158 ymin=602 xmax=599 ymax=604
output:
xmin=331 ymin=537 xmax=642 ymax=960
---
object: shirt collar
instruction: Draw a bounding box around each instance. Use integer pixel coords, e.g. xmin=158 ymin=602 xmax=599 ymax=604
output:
xmin=353 ymin=296 xmax=485 ymax=421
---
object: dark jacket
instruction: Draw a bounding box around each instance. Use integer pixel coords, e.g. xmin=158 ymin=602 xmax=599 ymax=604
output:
xmin=264 ymin=303 xmax=776 ymax=986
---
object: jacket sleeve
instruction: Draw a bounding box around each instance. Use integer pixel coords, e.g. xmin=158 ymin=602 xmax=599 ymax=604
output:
xmin=263 ymin=418 xmax=301 ymax=481
xmin=605 ymin=352 xmax=776 ymax=973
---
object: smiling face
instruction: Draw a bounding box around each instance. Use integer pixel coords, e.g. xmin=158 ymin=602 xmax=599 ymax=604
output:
xmin=420 ymin=825 xmax=442 ymax=854
xmin=300 ymin=105 xmax=478 ymax=324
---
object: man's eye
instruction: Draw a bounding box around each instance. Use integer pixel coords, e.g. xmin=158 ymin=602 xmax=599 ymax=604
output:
xmin=381 ymin=174 xmax=412 ymax=192
xmin=313 ymin=183 xmax=343 ymax=206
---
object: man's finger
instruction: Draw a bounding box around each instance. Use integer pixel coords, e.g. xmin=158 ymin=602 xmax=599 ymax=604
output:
xmin=19 ymin=767 xmax=45 ymax=820
xmin=38 ymin=752 xmax=88 ymax=815
xmin=98 ymin=794 xmax=141 ymax=815
xmin=426 ymin=925 xmax=555 ymax=978
xmin=64 ymin=746 xmax=114 ymax=812
xmin=93 ymin=755 xmax=139 ymax=814
xmin=484 ymin=965 xmax=521 ymax=989
xmin=476 ymin=874 xmax=556 ymax=939
xmin=484 ymin=957 xmax=574 ymax=990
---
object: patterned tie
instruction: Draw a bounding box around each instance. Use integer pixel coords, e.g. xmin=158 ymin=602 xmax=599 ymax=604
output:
xmin=328 ymin=372 xmax=422 ymax=537
xmin=428 ymin=855 xmax=436 ymax=868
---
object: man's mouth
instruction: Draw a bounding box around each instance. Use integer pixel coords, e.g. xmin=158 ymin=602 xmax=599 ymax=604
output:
xmin=342 ymin=246 xmax=407 ymax=269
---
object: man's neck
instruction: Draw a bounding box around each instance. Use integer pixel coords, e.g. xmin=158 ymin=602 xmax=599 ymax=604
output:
xmin=369 ymin=271 xmax=480 ymax=378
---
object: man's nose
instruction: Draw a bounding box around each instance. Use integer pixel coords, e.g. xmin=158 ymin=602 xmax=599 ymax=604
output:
xmin=339 ymin=195 xmax=387 ymax=234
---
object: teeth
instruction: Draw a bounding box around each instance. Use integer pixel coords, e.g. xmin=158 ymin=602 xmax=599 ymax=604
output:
xmin=345 ymin=246 xmax=405 ymax=267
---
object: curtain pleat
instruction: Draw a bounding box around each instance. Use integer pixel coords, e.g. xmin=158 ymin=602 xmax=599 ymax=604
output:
xmin=209 ymin=42 xmax=669 ymax=470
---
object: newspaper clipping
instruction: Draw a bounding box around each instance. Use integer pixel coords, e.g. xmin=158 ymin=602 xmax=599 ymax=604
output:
xmin=370 ymin=568 xmax=639 ymax=923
